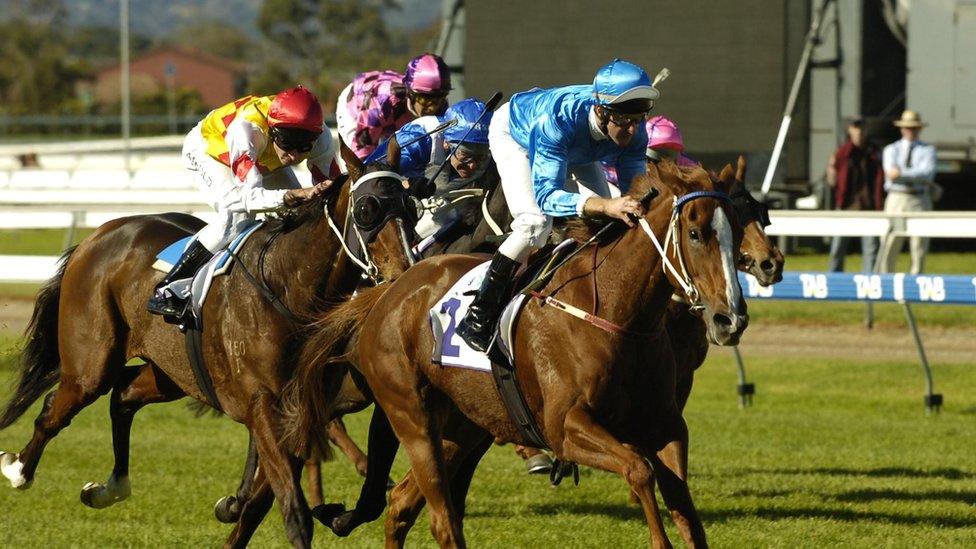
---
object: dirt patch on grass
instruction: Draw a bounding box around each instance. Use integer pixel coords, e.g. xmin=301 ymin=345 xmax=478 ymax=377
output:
xmin=0 ymin=297 xmax=33 ymax=339
xmin=735 ymin=321 xmax=975 ymax=365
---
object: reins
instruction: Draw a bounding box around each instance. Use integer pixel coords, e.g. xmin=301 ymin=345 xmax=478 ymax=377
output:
xmin=529 ymin=187 xmax=732 ymax=337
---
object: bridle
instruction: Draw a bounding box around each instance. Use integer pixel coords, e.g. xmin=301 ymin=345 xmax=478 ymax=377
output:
xmin=324 ymin=170 xmax=419 ymax=283
xmin=639 ymin=190 xmax=732 ymax=310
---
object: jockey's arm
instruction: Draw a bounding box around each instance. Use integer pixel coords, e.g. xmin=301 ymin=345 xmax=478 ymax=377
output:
xmin=224 ymin=118 xmax=289 ymax=213
xmin=529 ymin=122 xmax=580 ymax=217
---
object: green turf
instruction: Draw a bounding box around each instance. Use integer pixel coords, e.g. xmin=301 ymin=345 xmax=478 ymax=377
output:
xmin=0 ymin=349 xmax=973 ymax=547
xmin=0 ymin=228 xmax=95 ymax=256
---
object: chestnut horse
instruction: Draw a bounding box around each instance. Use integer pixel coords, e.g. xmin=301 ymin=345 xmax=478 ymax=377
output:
xmin=214 ymin=158 xmax=780 ymax=542
xmin=286 ymin=161 xmax=747 ymax=547
xmin=0 ymin=143 xmax=415 ymax=548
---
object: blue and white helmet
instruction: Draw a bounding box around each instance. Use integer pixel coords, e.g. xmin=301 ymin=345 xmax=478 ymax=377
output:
xmin=443 ymin=98 xmax=492 ymax=144
xmin=593 ymin=58 xmax=659 ymax=112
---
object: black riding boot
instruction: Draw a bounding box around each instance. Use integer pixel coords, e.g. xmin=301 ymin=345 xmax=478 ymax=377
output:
xmin=146 ymin=240 xmax=213 ymax=317
xmin=456 ymin=252 xmax=520 ymax=352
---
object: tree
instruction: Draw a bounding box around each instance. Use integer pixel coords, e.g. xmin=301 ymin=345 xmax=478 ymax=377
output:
xmin=253 ymin=0 xmax=410 ymax=92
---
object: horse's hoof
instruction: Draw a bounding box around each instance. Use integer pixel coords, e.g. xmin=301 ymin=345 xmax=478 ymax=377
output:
xmin=80 ymin=476 xmax=130 ymax=509
xmin=311 ymin=502 xmax=346 ymax=528
xmin=329 ymin=510 xmax=360 ymax=538
xmin=0 ymin=452 xmax=31 ymax=490
xmin=214 ymin=495 xmax=241 ymax=523
xmin=525 ymin=453 xmax=553 ymax=475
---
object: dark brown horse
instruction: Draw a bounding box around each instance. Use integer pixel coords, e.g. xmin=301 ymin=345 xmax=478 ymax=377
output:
xmin=286 ymin=161 xmax=747 ymax=547
xmin=0 ymin=142 xmax=415 ymax=548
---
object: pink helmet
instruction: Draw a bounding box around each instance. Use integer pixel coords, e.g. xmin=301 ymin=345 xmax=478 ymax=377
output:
xmin=404 ymin=53 xmax=452 ymax=94
xmin=646 ymin=115 xmax=684 ymax=152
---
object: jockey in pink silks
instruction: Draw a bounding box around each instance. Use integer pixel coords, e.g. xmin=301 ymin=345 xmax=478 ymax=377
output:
xmin=603 ymin=115 xmax=698 ymax=185
xmin=335 ymin=53 xmax=452 ymax=160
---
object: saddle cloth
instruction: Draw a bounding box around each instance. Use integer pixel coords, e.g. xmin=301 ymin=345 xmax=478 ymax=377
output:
xmin=428 ymin=261 xmax=527 ymax=371
xmin=152 ymin=221 xmax=264 ymax=322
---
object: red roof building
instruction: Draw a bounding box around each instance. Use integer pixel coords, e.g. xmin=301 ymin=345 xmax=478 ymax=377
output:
xmin=95 ymin=46 xmax=246 ymax=108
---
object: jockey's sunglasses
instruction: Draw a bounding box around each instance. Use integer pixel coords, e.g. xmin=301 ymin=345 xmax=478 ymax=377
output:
xmin=270 ymin=127 xmax=315 ymax=153
xmin=408 ymin=90 xmax=449 ymax=105
xmin=605 ymin=110 xmax=650 ymax=128
xmin=454 ymin=148 xmax=489 ymax=166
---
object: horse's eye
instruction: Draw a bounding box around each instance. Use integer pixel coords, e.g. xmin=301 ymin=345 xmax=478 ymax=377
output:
xmin=689 ymin=228 xmax=701 ymax=242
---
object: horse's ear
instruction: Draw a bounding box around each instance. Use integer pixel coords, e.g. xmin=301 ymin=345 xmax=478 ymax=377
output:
xmin=339 ymin=136 xmax=363 ymax=180
xmin=649 ymin=160 xmax=685 ymax=197
xmin=386 ymin=137 xmax=401 ymax=172
xmin=712 ymin=166 xmax=735 ymax=194
xmin=718 ymin=163 xmax=734 ymax=184
xmin=735 ymin=155 xmax=747 ymax=183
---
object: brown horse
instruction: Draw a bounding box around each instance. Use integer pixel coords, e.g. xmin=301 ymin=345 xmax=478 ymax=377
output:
xmin=286 ymin=161 xmax=747 ymax=547
xmin=370 ymin=158 xmax=784 ymax=545
xmin=0 ymin=143 xmax=414 ymax=548
xmin=216 ymin=158 xmax=779 ymax=541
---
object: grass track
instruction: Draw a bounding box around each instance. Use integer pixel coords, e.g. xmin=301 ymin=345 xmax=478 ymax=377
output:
xmin=0 ymin=350 xmax=973 ymax=547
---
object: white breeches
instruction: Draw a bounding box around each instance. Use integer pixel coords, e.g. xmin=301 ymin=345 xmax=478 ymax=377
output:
xmin=489 ymin=102 xmax=616 ymax=262
xmin=182 ymin=124 xmax=301 ymax=252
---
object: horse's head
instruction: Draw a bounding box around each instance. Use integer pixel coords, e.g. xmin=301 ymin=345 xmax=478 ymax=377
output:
xmin=339 ymin=138 xmax=418 ymax=282
xmin=643 ymin=161 xmax=748 ymax=346
xmin=726 ymin=156 xmax=784 ymax=285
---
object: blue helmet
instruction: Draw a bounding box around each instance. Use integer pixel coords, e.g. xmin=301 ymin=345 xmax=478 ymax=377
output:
xmin=592 ymin=58 xmax=659 ymax=111
xmin=443 ymin=98 xmax=492 ymax=144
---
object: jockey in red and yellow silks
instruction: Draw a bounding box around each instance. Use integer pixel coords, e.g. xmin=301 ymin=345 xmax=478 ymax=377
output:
xmin=147 ymin=86 xmax=339 ymax=318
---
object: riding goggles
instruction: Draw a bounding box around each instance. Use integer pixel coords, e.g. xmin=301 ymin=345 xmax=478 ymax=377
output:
xmin=270 ymin=126 xmax=317 ymax=153
xmin=604 ymin=108 xmax=651 ymax=128
xmin=408 ymin=89 xmax=449 ymax=107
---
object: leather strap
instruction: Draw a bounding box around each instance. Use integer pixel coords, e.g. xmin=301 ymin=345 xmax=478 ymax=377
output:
xmin=487 ymin=343 xmax=549 ymax=450
xmin=184 ymin=325 xmax=223 ymax=412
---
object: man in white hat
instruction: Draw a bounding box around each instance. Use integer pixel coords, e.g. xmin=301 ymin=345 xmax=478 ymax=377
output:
xmin=877 ymin=110 xmax=937 ymax=274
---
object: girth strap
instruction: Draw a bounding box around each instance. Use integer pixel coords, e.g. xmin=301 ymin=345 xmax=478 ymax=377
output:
xmin=487 ymin=343 xmax=549 ymax=450
xmin=184 ymin=325 xmax=223 ymax=412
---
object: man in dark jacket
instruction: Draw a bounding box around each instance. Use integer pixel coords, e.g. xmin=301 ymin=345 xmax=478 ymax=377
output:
xmin=826 ymin=116 xmax=884 ymax=272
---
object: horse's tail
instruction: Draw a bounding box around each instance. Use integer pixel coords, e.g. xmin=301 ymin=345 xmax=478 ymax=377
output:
xmin=0 ymin=246 xmax=76 ymax=430
xmin=280 ymin=284 xmax=392 ymax=458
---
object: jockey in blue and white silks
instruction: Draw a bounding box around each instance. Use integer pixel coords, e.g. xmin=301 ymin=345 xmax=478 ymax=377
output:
xmin=456 ymin=58 xmax=660 ymax=352
xmin=369 ymin=97 xmax=495 ymax=240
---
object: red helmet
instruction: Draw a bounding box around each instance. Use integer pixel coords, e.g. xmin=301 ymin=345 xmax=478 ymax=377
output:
xmin=268 ymin=86 xmax=323 ymax=134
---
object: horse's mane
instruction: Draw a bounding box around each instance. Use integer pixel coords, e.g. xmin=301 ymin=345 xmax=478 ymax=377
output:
xmin=564 ymin=161 xmax=709 ymax=244
xmin=260 ymin=173 xmax=348 ymax=237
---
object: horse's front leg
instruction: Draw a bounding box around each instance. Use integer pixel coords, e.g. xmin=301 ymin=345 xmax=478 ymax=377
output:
xmin=558 ymin=406 xmax=674 ymax=549
xmin=652 ymin=413 xmax=706 ymax=548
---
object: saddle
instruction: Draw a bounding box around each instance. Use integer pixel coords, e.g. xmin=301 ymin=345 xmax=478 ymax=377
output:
xmin=429 ymin=239 xmax=579 ymax=451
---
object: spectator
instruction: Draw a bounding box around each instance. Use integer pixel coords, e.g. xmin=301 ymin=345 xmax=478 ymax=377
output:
xmin=878 ymin=110 xmax=937 ymax=274
xmin=825 ymin=116 xmax=884 ymax=272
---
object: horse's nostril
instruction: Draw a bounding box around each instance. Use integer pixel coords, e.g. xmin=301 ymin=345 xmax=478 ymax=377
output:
xmin=761 ymin=259 xmax=775 ymax=273
xmin=713 ymin=313 xmax=733 ymax=327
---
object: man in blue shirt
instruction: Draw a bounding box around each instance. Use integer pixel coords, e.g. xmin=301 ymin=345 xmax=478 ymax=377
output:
xmin=457 ymin=58 xmax=658 ymax=352
xmin=878 ymin=110 xmax=937 ymax=274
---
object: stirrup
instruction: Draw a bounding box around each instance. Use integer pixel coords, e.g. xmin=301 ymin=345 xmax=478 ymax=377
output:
xmin=147 ymin=290 xmax=188 ymax=317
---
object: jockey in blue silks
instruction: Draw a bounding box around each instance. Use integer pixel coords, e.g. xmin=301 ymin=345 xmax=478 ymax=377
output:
xmin=456 ymin=58 xmax=659 ymax=352
xmin=369 ymin=97 xmax=494 ymax=241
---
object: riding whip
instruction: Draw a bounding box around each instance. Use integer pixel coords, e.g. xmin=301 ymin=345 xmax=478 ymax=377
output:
xmin=370 ymin=118 xmax=459 ymax=162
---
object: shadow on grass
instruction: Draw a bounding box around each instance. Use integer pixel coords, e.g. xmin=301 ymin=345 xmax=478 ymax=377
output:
xmin=747 ymin=466 xmax=976 ymax=480
xmin=518 ymin=502 xmax=644 ymax=522
xmin=834 ymin=488 xmax=976 ymax=505
xmin=701 ymin=506 xmax=976 ymax=528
